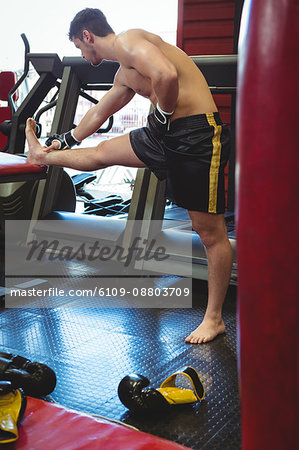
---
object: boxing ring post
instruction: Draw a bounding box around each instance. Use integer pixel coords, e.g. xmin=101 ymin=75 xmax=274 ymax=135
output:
xmin=236 ymin=0 xmax=299 ymax=449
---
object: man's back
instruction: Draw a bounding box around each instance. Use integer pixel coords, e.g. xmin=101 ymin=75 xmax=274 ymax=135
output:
xmin=115 ymin=29 xmax=218 ymax=119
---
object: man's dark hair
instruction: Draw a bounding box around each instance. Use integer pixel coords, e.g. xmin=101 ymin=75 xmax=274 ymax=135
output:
xmin=68 ymin=8 xmax=114 ymax=41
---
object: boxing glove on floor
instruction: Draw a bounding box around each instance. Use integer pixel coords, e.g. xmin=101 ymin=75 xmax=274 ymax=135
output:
xmin=0 ymin=353 xmax=56 ymax=397
xmin=118 ymin=366 xmax=204 ymax=413
xmin=0 ymin=381 xmax=27 ymax=444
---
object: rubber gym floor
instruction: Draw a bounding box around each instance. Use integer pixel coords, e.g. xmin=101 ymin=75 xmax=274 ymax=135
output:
xmin=0 ymin=262 xmax=239 ymax=450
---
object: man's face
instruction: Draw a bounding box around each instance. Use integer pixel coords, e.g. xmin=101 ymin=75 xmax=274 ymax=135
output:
xmin=73 ymin=36 xmax=103 ymax=67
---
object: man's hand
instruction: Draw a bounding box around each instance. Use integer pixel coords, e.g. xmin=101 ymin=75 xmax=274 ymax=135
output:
xmin=45 ymin=130 xmax=81 ymax=151
xmin=147 ymin=103 xmax=173 ymax=139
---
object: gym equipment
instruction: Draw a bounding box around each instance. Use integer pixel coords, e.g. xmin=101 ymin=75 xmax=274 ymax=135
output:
xmin=0 ymin=34 xmax=112 ymax=216
xmin=237 ymin=0 xmax=299 ymax=449
xmin=83 ymin=195 xmax=131 ymax=216
xmin=0 ymin=153 xmax=47 ymax=241
xmin=0 ymin=35 xmax=28 ymax=151
xmin=0 ymin=35 xmax=75 ymax=258
xmin=71 ymin=172 xmax=97 ymax=201
xmin=0 ymin=71 xmax=16 ymax=150
xmin=0 ymin=353 xmax=56 ymax=397
xmin=0 ymin=381 xmax=26 ymax=444
xmin=4 ymin=53 xmax=63 ymax=154
xmin=0 ymin=36 xmax=79 ymax=244
xmin=71 ymin=173 xmax=131 ymax=216
xmin=118 ymin=366 xmax=204 ymax=413
xmin=14 ymin=396 xmax=190 ymax=449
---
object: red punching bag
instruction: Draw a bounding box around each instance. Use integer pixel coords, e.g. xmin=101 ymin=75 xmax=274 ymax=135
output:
xmin=236 ymin=0 xmax=299 ymax=449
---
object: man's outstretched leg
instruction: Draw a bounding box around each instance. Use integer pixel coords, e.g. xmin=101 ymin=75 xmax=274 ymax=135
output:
xmin=25 ymin=118 xmax=146 ymax=171
xmin=185 ymin=211 xmax=233 ymax=344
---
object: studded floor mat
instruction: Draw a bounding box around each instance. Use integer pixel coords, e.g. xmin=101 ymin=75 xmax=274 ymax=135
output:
xmin=0 ymin=269 xmax=240 ymax=449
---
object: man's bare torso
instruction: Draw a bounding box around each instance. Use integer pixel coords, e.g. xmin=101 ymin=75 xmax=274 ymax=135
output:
xmin=115 ymin=29 xmax=217 ymax=120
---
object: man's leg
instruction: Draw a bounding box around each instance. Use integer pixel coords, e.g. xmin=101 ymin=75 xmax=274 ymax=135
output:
xmin=185 ymin=210 xmax=233 ymax=344
xmin=25 ymin=118 xmax=146 ymax=170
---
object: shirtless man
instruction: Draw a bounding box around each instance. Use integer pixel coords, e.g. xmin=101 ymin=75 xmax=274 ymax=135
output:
xmin=25 ymin=8 xmax=233 ymax=343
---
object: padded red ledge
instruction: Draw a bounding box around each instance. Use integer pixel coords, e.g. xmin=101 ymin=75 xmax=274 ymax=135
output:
xmin=0 ymin=153 xmax=47 ymax=176
xmin=0 ymin=71 xmax=17 ymax=101
xmin=12 ymin=397 xmax=190 ymax=450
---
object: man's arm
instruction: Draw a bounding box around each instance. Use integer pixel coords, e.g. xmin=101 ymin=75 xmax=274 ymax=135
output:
xmin=73 ymin=80 xmax=135 ymax=141
xmin=46 ymin=73 xmax=135 ymax=150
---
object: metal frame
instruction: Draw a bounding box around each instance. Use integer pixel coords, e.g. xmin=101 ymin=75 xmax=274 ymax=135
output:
xmin=8 ymin=54 xmax=63 ymax=155
xmin=40 ymin=66 xmax=81 ymax=217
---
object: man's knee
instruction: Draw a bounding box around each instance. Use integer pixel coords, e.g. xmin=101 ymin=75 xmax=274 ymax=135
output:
xmin=94 ymin=140 xmax=109 ymax=169
xmin=190 ymin=213 xmax=227 ymax=249
xmin=195 ymin=228 xmax=219 ymax=249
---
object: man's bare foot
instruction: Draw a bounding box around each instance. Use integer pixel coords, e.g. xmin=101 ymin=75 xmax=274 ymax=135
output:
xmin=25 ymin=118 xmax=46 ymax=165
xmin=185 ymin=318 xmax=226 ymax=344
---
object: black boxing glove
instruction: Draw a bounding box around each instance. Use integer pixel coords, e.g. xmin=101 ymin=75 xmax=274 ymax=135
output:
xmin=147 ymin=103 xmax=173 ymax=139
xmin=45 ymin=129 xmax=81 ymax=149
xmin=118 ymin=366 xmax=205 ymax=414
xmin=0 ymin=381 xmax=27 ymax=444
xmin=118 ymin=373 xmax=169 ymax=413
xmin=0 ymin=353 xmax=56 ymax=397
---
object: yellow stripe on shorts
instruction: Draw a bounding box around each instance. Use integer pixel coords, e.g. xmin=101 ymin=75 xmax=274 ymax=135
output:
xmin=206 ymin=113 xmax=222 ymax=213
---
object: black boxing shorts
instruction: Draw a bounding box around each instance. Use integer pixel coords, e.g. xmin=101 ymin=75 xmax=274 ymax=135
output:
xmin=129 ymin=112 xmax=230 ymax=213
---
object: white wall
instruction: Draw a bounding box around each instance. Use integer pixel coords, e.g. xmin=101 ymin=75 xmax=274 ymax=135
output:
xmin=0 ymin=0 xmax=178 ymax=70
